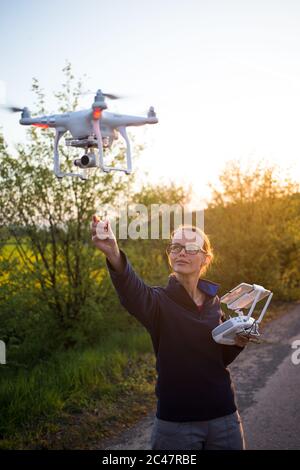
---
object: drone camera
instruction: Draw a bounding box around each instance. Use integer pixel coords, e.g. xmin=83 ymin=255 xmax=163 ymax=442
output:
xmin=74 ymin=153 xmax=97 ymax=169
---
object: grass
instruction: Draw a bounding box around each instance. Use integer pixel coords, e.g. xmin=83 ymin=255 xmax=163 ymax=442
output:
xmin=0 ymin=329 xmax=157 ymax=449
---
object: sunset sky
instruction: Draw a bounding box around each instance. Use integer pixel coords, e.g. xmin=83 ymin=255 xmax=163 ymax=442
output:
xmin=1 ymin=0 xmax=300 ymax=205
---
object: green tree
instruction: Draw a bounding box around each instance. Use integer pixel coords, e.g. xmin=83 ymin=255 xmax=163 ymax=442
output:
xmin=0 ymin=64 xmax=137 ymax=361
xmin=205 ymin=160 xmax=300 ymax=300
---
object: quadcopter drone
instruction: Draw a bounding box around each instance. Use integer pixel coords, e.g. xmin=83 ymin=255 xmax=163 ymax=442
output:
xmin=212 ymin=283 xmax=273 ymax=345
xmin=2 ymin=90 xmax=158 ymax=180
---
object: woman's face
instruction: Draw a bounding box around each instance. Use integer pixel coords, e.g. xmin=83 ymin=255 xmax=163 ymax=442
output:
xmin=168 ymin=229 xmax=207 ymax=277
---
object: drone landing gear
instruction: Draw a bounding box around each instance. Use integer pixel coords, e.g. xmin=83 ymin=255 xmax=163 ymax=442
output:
xmin=54 ymin=129 xmax=88 ymax=180
xmin=92 ymin=120 xmax=132 ymax=175
xmin=65 ymin=126 xmax=132 ymax=176
xmin=55 ymin=124 xmax=133 ymax=179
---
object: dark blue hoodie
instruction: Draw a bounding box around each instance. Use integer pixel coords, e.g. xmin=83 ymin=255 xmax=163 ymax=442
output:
xmin=107 ymin=250 xmax=244 ymax=422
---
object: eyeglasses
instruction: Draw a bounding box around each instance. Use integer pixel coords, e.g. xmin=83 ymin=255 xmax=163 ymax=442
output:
xmin=166 ymin=242 xmax=206 ymax=255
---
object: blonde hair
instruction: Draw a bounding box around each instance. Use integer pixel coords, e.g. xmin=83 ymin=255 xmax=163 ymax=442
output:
xmin=169 ymin=224 xmax=214 ymax=277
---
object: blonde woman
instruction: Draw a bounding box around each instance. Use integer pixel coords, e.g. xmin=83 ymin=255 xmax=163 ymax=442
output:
xmin=91 ymin=216 xmax=249 ymax=450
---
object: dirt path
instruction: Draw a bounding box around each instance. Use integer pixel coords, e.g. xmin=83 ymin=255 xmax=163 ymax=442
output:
xmin=99 ymin=302 xmax=300 ymax=450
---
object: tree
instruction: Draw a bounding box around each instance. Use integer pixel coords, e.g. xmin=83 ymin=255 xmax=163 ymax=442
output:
xmin=0 ymin=63 xmax=138 ymax=358
xmin=205 ymin=159 xmax=300 ymax=300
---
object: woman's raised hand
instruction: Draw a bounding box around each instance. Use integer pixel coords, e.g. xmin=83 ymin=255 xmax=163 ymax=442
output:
xmin=91 ymin=215 xmax=124 ymax=272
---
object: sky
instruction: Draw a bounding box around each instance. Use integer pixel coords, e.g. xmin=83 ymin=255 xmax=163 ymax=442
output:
xmin=1 ymin=0 xmax=300 ymax=207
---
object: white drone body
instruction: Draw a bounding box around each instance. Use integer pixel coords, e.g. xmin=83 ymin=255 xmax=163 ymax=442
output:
xmin=212 ymin=283 xmax=273 ymax=345
xmin=3 ymin=89 xmax=158 ymax=180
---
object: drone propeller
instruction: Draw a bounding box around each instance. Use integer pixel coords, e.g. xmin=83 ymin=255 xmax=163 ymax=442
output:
xmin=79 ymin=90 xmax=124 ymax=100
xmin=0 ymin=104 xmax=25 ymax=113
xmin=103 ymin=93 xmax=122 ymax=100
xmin=126 ymin=106 xmax=156 ymax=117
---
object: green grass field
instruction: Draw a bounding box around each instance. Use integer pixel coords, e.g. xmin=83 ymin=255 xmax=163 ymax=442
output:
xmin=0 ymin=329 xmax=156 ymax=449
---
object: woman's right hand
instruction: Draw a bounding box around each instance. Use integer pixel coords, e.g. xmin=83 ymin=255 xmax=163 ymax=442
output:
xmin=91 ymin=215 xmax=119 ymax=259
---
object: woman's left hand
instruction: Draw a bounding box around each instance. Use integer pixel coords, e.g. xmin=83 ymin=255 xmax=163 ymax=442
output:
xmin=234 ymin=334 xmax=250 ymax=348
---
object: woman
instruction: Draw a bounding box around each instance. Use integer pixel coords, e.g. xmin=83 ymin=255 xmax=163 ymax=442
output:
xmin=91 ymin=216 xmax=249 ymax=450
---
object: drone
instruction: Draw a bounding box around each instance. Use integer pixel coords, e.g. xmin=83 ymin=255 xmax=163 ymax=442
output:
xmin=212 ymin=283 xmax=273 ymax=345
xmin=2 ymin=90 xmax=158 ymax=180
